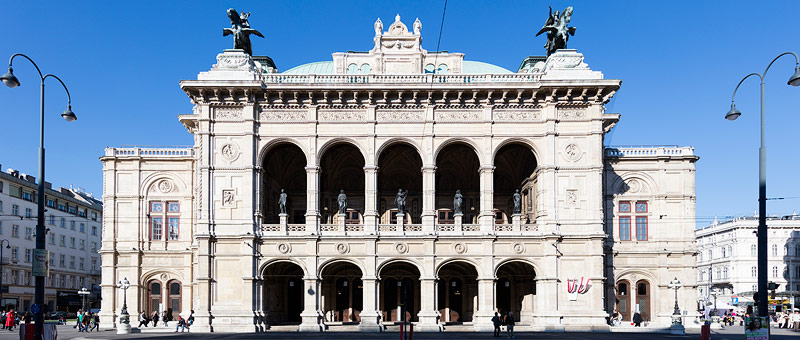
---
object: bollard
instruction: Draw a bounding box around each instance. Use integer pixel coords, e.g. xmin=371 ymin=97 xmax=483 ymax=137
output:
xmin=409 ymin=323 xmax=414 ymax=340
xmin=700 ymin=323 xmax=710 ymax=340
xmin=399 ymin=322 xmax=404 ymax=340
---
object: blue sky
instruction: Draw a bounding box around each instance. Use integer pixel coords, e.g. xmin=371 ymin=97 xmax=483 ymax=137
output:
xmin=1 ymin=0 xmax=799 ymax=227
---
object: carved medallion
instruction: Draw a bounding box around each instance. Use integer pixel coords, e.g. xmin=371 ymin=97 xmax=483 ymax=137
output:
xmin=158 ymin=180 xmax=173 ymax=193
xmin=335 ymin=242 xmax=350 ymax=254
xmin=453 ymin=243 xmax=467 ymax=254
xmin=566 ymin=189 xmax=578 ymax=207
xmin=220 ymin=142 xmax=240 ymax=162
xmin=394 ymin=242 xmax=408 ymax=254
xmin=512 ymin=243 xmax=525 ymax=254
xmin=277 ymin=243 xmax=291 ymax=254
xmin=222 ymin=189 xmax=235 ymax=207
xmin=564 ymin=143 xmax=581 ymax=162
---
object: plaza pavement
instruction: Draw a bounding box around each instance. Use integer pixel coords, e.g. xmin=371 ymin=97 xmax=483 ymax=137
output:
xmin=0 ymin=324 xmax=798 ymax=340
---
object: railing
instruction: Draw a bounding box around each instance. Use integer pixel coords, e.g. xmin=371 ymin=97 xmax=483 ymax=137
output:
xmin=494 ymin=224 xmax=513 ymax=232
xmin=604 ymin=146 xmax=694 ymax=158
xmin=107 ymin=147 xmax=194 ymax=158
xmin=256 ymin=223 xmax=540 ymax=235
xmin=287 ymin=224 xmax=306 ymax=232
xmin=262 ymin=73 xmax=542 ymax=85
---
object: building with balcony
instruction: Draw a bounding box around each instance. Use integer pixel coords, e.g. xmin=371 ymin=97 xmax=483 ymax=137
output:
xmin=696 ymin=216 xmax=800 ymax=312
xmin=0 ymin=164 xmax=102 ymax=314
xmin=100 ymin=15 xmax=698 ymax=332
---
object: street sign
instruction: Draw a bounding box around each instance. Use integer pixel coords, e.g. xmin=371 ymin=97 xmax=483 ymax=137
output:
xmin=32 ymin=249 xmax=49 ymax=277
xmin=732 ymin=296 xmax=739 ymax=305
xmin=30 ymin=304 xmax=40 ymax=314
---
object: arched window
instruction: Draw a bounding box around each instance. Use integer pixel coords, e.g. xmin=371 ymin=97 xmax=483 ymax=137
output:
xmin=772 ymin=244 xmax=778 ymax=256
xmin=728 ymin=245 xmax=733 ymax=257
xmin=708 ymin=250 xmax=713 ymax=260
xmin=148 ymin=281 xmax=162 ymax=315
xmin=721 ymin=247 xmax=726 ymax=258
xmin=347 ymin=63 xmax=358 ymax=74
xmin=723 ymin=267 xmax=728 ymax=279
xmin=751 ymin=266 xmax=757 ymax=277
xmin=784 ymin=245 xmax=788 ymax=256
xmin=751 ymin=245 xmax=757 ymax=257
xmin=168 ymin=280 xmax=182 ymax=319
xmin=424 ymin=64 xmax=435 ymax=74
xmin=359 ymin=63 xmax=371 ymax=74
xmin=437 ymin=64 xmax=449 ymax=74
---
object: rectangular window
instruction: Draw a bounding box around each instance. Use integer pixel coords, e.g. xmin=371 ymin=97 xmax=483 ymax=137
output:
xmin=70 ymin=237 xmax=75 ymax=249
xmin=150 ymin=202 xmax=163 ymax=213
xmin=58 ymin=204 xmax=65 ymax=212
xmin=151 ymin=217 xmax=163 ymax=240
xmin=636 ymin=216 xmax=648 ymax=241
xmin=0 ymin=221 xmax=2 ymax=234
xmin=59 ymin=254 xmax=65 ymax=267
xmin=79 ymin=223 xmax=85 ymax=233
xmin=48 ymin=233 xmax=55 ymax=245
xmin=91 ymin=212 xmax=97 ymax=221
xmin=49 ymin=254 xmax=55 ymax=266
xmin=69 ymin=256 xmax=75 ymax=269
xmin=0 ymin=181 xmax=3 ymax=192
xmin=619 ymin=201 xmax=631 ymax=213
xmin=168 ymin=217 xmax=179 ymax=240
xmin=11 ymin=247 xmax=18 ymax=261
xmin=24 ymin=208 xmax=32 ymax=218
xmin=46 ymin=199 xmax=55 ymax=208
xmin=0 ymin=200 xmax=3 ymax=212
xmin=91 ymin=242 xmax=97 ymax=252
xmin=59 ymin=235 xmax=65 ymax=247
xmin=11 ymin=225 xmax=19 ymax=238
xmin=91 ymin=258 xmax=97 ymax=270
xmin=70 ymin=221 xmax=76 ymax=230
xmin=167 ymin=202 xmax=180 ymax=213
xmin=79 ymin=258 xmax=84 ymax=270
xmin=59 ymin=218 xmax=65 ymax=228
xmin=25 ymin=249 xmax=32 ymax=263
xmin=635 ymin=201 xmax=648 ymax=213
xmin=91 ymin=226 xmax=97 ymax=236
xmin=68 ymin=206 xmax=76 ymax=215
xmin=78 ymin=209 xmax=86 ymax=217
xmin=22 ymin=191 xmax=32 ymax=201
xmin=619 ymin=217 xmax=631 ymax=241
xmin=24 ymin=227 xmax=33 ymax=240
xmin=79 ymin=239 xmax=85 ymax=250
xmin=12 ymin=204 xmax=19 ymax=216
xmin=48 ymin=215 xmax=55 ymax=225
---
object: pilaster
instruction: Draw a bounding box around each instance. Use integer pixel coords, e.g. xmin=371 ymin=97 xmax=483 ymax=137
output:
xmin=305 ymin=166 xmax=320 ymax=232
xmin=416 ymin=278 xmax=442 ymax=331
xmin=364 ymin=165 xmax=379 ymax=233
xmin=358 ymin=277 xmax=382 ymax=332
xmin=421 ymin=165 xmax=436 ymax=232
xmin=479 ymin=166 xmax=495 ymax=232
xmin=474 ymin=278 xmax=496 ymax=331
xmin=299 ymin=278 xmax=323 ymax=332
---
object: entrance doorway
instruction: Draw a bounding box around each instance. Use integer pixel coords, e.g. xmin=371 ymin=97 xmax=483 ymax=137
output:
xmin=379 ymin=262 xmax=421 ymax=323
xmin=616 ymin=280 xmax=631 ymax=321
xmin=495 ymin=261 xmax=536 ymax=323
xmin=636 ymin=280 xmax=651 ymax=321
xmin=262 ymin=262 xmax=305 ymax=324
xmin=320 ymin=261 xmax=363 ymax=324
xmin=437 ymin=261 xmax=478 ymax=323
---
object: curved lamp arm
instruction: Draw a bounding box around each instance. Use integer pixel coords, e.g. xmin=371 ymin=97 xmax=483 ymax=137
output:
xmin=730 ymin=72 xmax=763 ymax=104
xmin=763 ymin=52 xmax=799 ymax=80
xmin=43 ymin=74 xmax=72 ymax=106
xmin=8 ymin=53 xmax=44 ymax=81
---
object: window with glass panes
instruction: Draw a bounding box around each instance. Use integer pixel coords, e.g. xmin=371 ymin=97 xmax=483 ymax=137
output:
xmin=618 ymin=200 xmax=648 ymax=241
xmin=150 ymin=201 xmax=180 ymax=240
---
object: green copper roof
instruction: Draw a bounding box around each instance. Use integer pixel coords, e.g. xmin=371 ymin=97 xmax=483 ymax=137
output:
xmin=281 ymin=60 xmax=512 ymax=74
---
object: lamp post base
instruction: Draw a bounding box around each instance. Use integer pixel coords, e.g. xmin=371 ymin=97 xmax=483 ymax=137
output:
xmin=116 ymin=312 xmax=132 ymax=334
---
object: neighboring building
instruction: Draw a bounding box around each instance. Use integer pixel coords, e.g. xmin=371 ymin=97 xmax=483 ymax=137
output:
xmin=100 ymin=15 xmax=698 ymax=332
xmin=696 ymin=216 xmax=800 ymax=312
xmin=0 ymin=164 xmax=102 ymax=313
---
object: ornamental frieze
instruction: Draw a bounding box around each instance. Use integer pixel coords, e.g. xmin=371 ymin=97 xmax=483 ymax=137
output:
xmin=435 ymin=110 xmax=482 ymax=121
xmin=259 ymin=110 xmax=306 ymax=121
xmin=376 ymin=110 xmax=424 ymax=121
xmin=557 ymin=108 xmax=586 ymax=120
xmin=493 ymin=110 xmax=541 ymax=121
xmin=214 ymin=107 xmax=243 ymax=120
xmin=318 ymin=109 xmax=367 ymax=121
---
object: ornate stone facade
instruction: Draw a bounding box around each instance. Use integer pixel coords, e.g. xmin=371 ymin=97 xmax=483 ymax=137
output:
xmin=100 ymin=16 xmax=698 ymax=333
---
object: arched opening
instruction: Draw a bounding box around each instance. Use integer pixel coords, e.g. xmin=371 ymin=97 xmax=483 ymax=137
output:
xmin=320 ymin=261 xmax=363 ymax=324
xmin=493 ymin=143 xmax=537 ymax=224
xmin=635 ymin=280 xmax=651 ymax=321
xmin=615 ymin=280 xmax=631 ymax=321
xmin=378 ymin=143 xmax=423 ymax=224
xmin=437 ymin=261 xmax=479 ymax=324
xmin=436 ymin=143 xmax=480 ymax=224
xmin=320 ymin=143 xmax=365 ymax=224
xmin=495 ymin=261 xmax=536 ymax=323
xmin=167 ymin=280 xmax=182 ymax=320
xmin=263 ymin=262 xmax=305 ymax=324
xmin=147 ymin=280 xmax=161 ymax=316
xmin=262 ymin=143 xmax=307 ymax=224
xmin=379 ymin=262 xmax=421 ymax=323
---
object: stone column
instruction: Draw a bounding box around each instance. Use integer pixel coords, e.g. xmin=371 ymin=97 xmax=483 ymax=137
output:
xmin=416 ymin=278 xmax=441 ymax=331
xmin=359 ymin=277 xmax=381 ymax=331
xmin=299 ymin=278 xmax=322 ymax=332
xmin=478 ymin=166 xmax=496 ymax=233
xmin=305 ymin=166 xmax=320 ymax=233
xmin=474 ymin=278 xmax=496 ymax=332
xmin=421 ymin=165 xmax=436 ymax=232
xmin=364 ymin=165 xmax=379 ymax=234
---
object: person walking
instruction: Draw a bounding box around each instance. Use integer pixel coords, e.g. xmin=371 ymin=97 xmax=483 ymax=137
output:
xmin=0 ymin=310 xmax=6 ymax=330
xmin=633 ymin=311 xmax=643 ymax=327
xmin=82 ymin=311 xmax=90 ymax=332
xmin=175 ymin=315 xmax=187 ymax=332
xmin=151 ymin=311 xmax=159 ymax=327
xmin=161 ymin=311 xmax=168 ymax=327
xmin=491 ymin=312 xmax=501 ymax=337
xmin=187 ymin=310 xmax=194 ymax=331
xmin=138 ymin=311 xmax=149 ymax=328
xmin=4 ymin=309 xmax=14 ymax=331
xmin=506 ymin=311 xmax=515 ymax=339
xmin=793 ymin=310 xmax=800 ymax=331
xmin=75 ymin=309 xmax=83 ymax=331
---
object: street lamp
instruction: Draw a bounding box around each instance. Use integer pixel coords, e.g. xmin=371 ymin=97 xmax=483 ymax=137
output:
xmin=668 ymin=277 xmax=682 ymax=321
xmin=726 ymin=51 xmax=800 ymax=318
xmin=78 ymin=287 xmax=90 ymax=312
xmin=1 ymin=53 xmax=77 ymax=340
xmin=116 ymin=277 xmax=131 ymax=334
xmin=0 ymin=240 xmax=10 ymax=309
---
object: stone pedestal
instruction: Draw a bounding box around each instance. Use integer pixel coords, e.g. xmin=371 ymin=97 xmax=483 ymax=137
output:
xmin=454 ymin=213 xmax=463 ymax=232
xmin=279 ymin=213 xmax=288 ymax=234
xmin=116 ymin=312 xmax=132 ymax=334
xmin=338 ymin=213 xmax=346 ymax=231
xmin=512 ymin=213 xmax=522 ymax=232
xmin=396 ymin=213 xmax=405 ymax=230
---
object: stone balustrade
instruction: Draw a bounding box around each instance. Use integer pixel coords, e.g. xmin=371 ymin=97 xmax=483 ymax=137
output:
xmin=261 ymin=73 xmax=542 ymax=85
xmin=604 ymin=145 xmax=695 ymax=158
xmin=106 ymin=147 xmax=194 ymax=158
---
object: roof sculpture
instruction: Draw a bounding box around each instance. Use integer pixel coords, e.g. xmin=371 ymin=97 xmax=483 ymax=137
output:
xmin=222 ymin=8 xmax=264 ymax=55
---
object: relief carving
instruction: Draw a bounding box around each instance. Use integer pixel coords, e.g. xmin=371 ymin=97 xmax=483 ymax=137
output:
xmin=566 ymin=189 xmax=578 ymax=207
xmin=557 ymin=108 xmax=585 ymax=120
xmin=376 ymin=110 xmax=424 ymax=121
xmin=319 ymin=109 xmax=366 ymax=121
xmin=215 ymin=107 xmax=243 ymax=120
xmin=494 ymin=110 xmax=541 ymax=121
xmin=436 ymin=110 xmax=482 ymax=121
xmin=260 ymin=110 xmax=306 ymax=121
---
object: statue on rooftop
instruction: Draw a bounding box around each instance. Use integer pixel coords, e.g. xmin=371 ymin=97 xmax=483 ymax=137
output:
xmin=223 ymin=8 xmax=264 ymax=55
xmin=453 ymin=190 xmax=463 ymax=215
xmin=278 ymin=189 xmax=288 ymax=214
xmin=337 ymin=190 xmax=347 ymax=215
xmin=395 ymin=189 xmax=408 ymax=215
xmin=535 ymin=6 xmax=576 ymax=56
xmin=513 ymin=189 xmax=522 ymax=214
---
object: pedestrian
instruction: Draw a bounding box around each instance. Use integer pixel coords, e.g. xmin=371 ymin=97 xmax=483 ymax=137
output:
xmin=175 ymin=315 xmax=187 ymax=332
xmin=793 ymin=310 xmax=800 ymax=331
xmin=151 ymin=311 xmax=159 ymax=327
xmin=76 ymin=309 xmax=83 ymax=331
xmin=5 ymin=309 xmax=14 ymax=331
xmin=0 ymin=310 xmax=6 ymax=330
xmin=82 ymin=311 xmax=90 ymax=332
xmin=187 ymin=310 xmax=194 ymax=331
xmin=90 ymin=313 xmax=100 ymax=332
xmin=633 ymin=311 xmax=643 ymax=327
xmin=506 ymin=311 xmax=515 ymax=339
xmin=138 ymin=311 xmax=149 ymax=328
xmin=161 ymin=311 xmax=168 ymax=327
xmin=491 ymin=312 xmax=501 ymax=337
